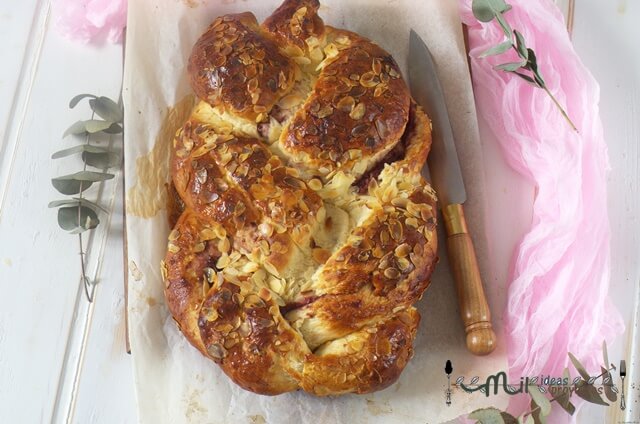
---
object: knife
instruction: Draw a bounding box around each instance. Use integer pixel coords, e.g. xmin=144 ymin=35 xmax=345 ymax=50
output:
xmin=408 ymin=30 xmax=496 ymax=355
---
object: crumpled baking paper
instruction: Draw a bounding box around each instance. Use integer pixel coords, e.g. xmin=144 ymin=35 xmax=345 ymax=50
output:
xmin=123 ymin=0 xmax=509 ymax=422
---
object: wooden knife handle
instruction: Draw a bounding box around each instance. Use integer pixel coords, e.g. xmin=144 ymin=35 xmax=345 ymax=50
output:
xmin=443 ymin=203 xmax=496 ymax=356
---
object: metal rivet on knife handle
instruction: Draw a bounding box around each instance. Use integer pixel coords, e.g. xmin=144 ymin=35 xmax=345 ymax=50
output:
xmin=443 ymin=204 xmax=496 ymax=356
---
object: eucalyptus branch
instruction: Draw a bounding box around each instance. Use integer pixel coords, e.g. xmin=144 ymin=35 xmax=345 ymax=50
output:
xmin=523 ymin=365 xmax=616 ymax=420
xmin=472 ymin=0 xmax=578 ymax=132
xmin=78 ymin=111 xmax=95 ymax=301
xmin=49 ymin=94 xmax=123 ymax=302
xmin=469 ymin=342 xmax=619 ymax=424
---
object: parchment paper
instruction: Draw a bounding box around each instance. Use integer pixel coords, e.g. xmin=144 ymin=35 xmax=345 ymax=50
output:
xmin=123 ymin=1 xmax=509 ymax=423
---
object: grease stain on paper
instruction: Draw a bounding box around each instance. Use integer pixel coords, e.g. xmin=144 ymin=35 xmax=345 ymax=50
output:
xmin=617 ymin=0 xmax=627 ymax=14
xmin=182 ymin=0 xmax=203 ymax=8
xmin=184 ymin=388 xmax=208 ymax=421
xmin=129 ymin=260 xmax=144 ymax=281
xmin=126 ymin=94 xmax=196 ymax=218
xmin=366 ymin=399 xmax=392 ymax=415
xmin=249 ymin=415 xmax=266 ymax=424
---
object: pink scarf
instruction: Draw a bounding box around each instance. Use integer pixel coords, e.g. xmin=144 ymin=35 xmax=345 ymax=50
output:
xmin=53 ymin=0 xmax=127 ymax=44
xmin=459 ymin=0 xmax=623 ymax=418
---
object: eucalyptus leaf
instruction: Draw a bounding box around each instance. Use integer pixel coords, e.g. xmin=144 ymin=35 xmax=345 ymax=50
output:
xmin=521 ymin=415 xmax=534 ymax=424
xmin=500 ymin=412 xmax=518 ymax=424
xmin=554 ymin=368 xmax=576 ymax=415
xmin=89 ymin=96 xmax=123 ymax=123
xmin=601 ymin=366 xmax=617 ymax=402
xmin=555 ymin=392 xmax=576 ymax=416
xmin=575 ymin=382 xmax=609 ymax=406
xmin=60 ymin=170 xmax=115 ymax=182
xmin=612 ymin=385 xmax=619 ymax=394
xmin=528 ymin=385 xmax=551 ymax=416
xmin=84 ymin=119 xmax=114 ymax=133
xmin=514 ymin=30 xmax=528 ymax=59
xmin=495 ymin=13 xmax=513 ymax=40
xmin=513 ymin=72 xmax=537 ymax=86
xmin=533 ymin=70 xmax=546 ymax=88
xmin=63 ymin=119 xmax=113 ymax=137
xmin=82 ymin=151 xmax=121 ymax=168
xmin=480 ymin=41 xmax=512 ymax=58
xmin=70 ymin=219 xmax=99 ymax=234
xmin=57 ymin=206 xmax=100 ymax=233
xmin=568 ymin=352 xmax=591 ymax=381
xmin=63 ymin=121 xmax=90 ymax=138
xmin=48 ymin=198 xmax=108 ymax=213
xmin=471 ymin=376 xmax=480 ymax=384
xmin=456 ymin=376 xmax=465 ymax=385
xmin=530 ymin=398 xmax=546 ymax=424
xmin=102 ymin=123 xmax=123 ymax=134
xmin=69 ymin=94 xmax=97 ymax=109
xmin=51 ymin=144 xmax=110 ymax=159
xmin=527 ymin=48 xmax=539 ymax=71
xmin=52 ymin=178 xmax=93 ymax=195
xmin=495 ymin=61 xmax=526 ymax=72
xmin=527 ymin=49 xmax=546 ymax=86
xmin=51 ymin=171 xmax=114 ymax=195
xmin=469 ymin=407 xmax=505 ymax=424
xmin=472 ymin=0 xmax=510 ymax=22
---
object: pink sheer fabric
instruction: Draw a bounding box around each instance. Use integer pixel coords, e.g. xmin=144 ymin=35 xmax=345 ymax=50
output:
xmin=53 ymin=0 xmax=127 ymax=44
xmin=459 ymin=0 xmax=623 ymax=418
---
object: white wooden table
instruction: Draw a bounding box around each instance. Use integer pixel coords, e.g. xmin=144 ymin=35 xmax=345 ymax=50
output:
xmin=0 ymin=1 xmax=637 ymax=423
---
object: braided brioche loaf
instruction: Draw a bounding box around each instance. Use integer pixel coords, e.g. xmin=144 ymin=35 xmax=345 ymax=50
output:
xmin=163 ymin=0 xmax=438 ymax=396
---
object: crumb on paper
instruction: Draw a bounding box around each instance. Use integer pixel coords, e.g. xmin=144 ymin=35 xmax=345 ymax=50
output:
xmin=183 ymin=0 xmax=202 ymax=7
xmin=249 ymin=415 xmax=266 ymax=424
xmin=129 ymin=260 xmax=144 ymax=281
xmin=366 ymin=399 xmax=392 ymax=415
xmin=146 ymin=296 xmax=158 ymax=307
xmin=184 ymin=388 xmax=207 ymax=421
xmin=126 ymin=94 xmax=196 ymax=218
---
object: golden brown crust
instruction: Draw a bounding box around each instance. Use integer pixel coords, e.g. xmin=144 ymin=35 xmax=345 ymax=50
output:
xmin=280 ymin=28 xmax=410 ymax=179
xmin=302 ymin=309 xmax=419 ymax=395
xmin=263 ymin=0 xmax=325 ymax=49
xmin=164 ymin=0 xmax=438 ymax=396
xmin=188 ymin=12 xmax=296 ymax=122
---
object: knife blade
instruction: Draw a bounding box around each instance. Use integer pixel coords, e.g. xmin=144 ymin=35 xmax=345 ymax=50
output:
xmin=408 ymin=29 xmax=465 ymax=206
xmin=408 ymin=30 xmax=496 ymax=356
